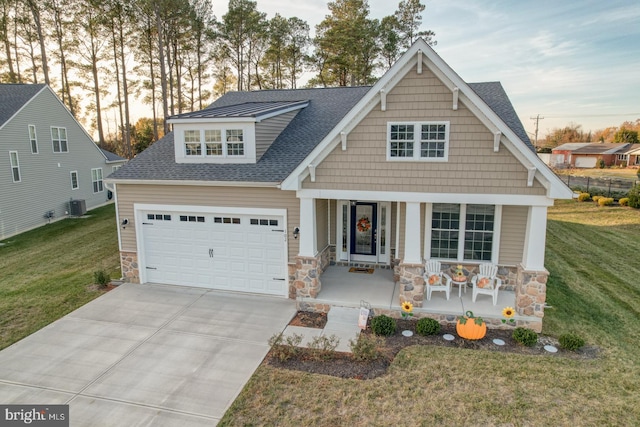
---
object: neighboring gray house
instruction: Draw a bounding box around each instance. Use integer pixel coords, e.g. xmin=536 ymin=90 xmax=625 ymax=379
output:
xmin=1 ymin=84 xmax=127 ymax=240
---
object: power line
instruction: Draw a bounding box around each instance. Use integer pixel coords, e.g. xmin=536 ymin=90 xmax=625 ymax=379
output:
xmin=530 ymin=114 xmax=544 ymax=148
xmin=542 ymin=113 xmax=640 ymax=118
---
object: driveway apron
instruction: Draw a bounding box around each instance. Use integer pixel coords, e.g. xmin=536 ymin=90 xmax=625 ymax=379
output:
xmin=0 ymin=283 xmax=296 ymax=426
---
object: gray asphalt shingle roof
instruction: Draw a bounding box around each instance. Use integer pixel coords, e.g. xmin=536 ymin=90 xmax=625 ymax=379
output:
xmin=468 ymin=82 xmax=534 ymax=150
xmin=0 ymin=84 xmax=46 ymax=127
xmin=111 ymin=81 xmax=532 ymax=183
xmin=101 ymin=148 xmax=126 ymax=162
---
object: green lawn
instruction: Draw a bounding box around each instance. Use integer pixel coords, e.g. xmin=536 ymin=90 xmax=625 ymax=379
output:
xmin=220 ymin=200 xmax=640 ymax=426
xmin=0 ymin=204 xmax=120 ymax=350
xmin=554 ymin=167 xmax=639 ymax=180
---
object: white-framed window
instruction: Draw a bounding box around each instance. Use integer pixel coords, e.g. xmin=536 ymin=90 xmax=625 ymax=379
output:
xmin=51 ymin=127 xmax=68 ymax=153
xmin=91 ymin=168 xmax=103 ymax=193
xmin=70 ymin=170 xmax=79 ymax=190
xmin=112 ymin=165 xmax=122 ymax=172
xmin=225 ymin=129 xmax=244 ymax=156
xmin=29 ymin=125 xmax=38 ymax=154
xmin=430 ymin=203 xmax=496 ymax=262
xmin=205 ymin=129 xmax=222 ymax=156
xmin=387 ymin=121 xmax=449 ymax=161
xmin=9 ymin=151 xmax=20 ymax=182
xmin=617 ymin=154 xmax=628 ymax=161
xmin=183 ymin=128 xmax=244 ymax=158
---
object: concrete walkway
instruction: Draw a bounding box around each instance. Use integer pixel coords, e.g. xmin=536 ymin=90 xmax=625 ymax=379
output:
xmin=0 ymin=283 xmax=296 ymax=426
xmin=283 ymin=306 xmax=362 ymax=353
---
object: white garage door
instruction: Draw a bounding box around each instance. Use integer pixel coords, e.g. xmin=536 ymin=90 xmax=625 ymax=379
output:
xmin=575 ymin=156 xmax=597 ymax=168
xmin=140 ymin=209 xmax=287 ymax=296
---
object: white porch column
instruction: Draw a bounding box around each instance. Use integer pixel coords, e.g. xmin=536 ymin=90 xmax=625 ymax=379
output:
xmin=404 ymin=202 xmax=422 ymax=264
xmin=522 ymin=206 xmax=547 ymax=270
xmin=298 ymin=197 xmax=317 ymax=257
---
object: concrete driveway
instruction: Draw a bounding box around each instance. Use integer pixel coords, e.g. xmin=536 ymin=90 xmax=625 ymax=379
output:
xmin=0 ymin=283 xmax=296 ymax=426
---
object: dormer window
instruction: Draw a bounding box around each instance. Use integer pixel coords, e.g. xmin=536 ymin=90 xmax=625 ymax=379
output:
xmin=169 ymin=100 xmax=308 ymax=165
xmin=182 ymin=128 xmax=246 ymax=159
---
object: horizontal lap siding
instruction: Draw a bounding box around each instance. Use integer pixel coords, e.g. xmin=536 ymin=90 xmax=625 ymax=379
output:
xmin=498 ymin=205 xmax=528 ymax=265
xmin=116 ymin=184 xmax=300 ymax=262
xmin=0 ymin=89 xmax=113 ymax=240
xmin=302 ymin=68 xmax=545 ymax=196
xmin=255 ymin=110 xmax=298 ymax=160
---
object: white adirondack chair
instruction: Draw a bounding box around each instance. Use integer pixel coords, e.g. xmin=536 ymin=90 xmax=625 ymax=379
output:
xmin=423 ymin=259 xmax=451 ymax=301
xmin=471 ymin=263 xmax=502 ymax=305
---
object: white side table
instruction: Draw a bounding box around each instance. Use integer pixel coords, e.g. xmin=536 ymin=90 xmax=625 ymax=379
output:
xmin=451 ymin=276 xmax=468 ymax=297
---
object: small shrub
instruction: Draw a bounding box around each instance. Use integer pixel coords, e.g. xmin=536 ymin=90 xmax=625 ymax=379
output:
xmin=596 ymin=159 xmax=605 ymax=169
xmin=628 ymin=184 xmax=640 ymax=209
xmin=416 ymin=318 xmax=441 ymax=336
xmin=307 ymin=335 xmax=340 ymax=361
xmin=349 ymin=334 xmax=384 ymax=361
xmin=371 ymin=315 xmax=396 ymax=336
xmin=512 ymin=327 xmax=538 ymax=347
xmin=559 ymin=333 xmax=585 ymax=351
xmin=598 ymin=197 xmax=614 ymax=206
xmin=268 ymin=333 xmax=302 ymax=362
xmin=93 ymin=270 xmax=111 ymax=287
xmin=592 ymin=195 xmax=602 ymax=203
xmin=577 ymin=192 xmax=591 ymax=202
xmin=620 ymin=197 xmax=630 ymax=206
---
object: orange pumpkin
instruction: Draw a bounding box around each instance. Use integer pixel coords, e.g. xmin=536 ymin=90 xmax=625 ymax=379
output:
xmin=456 ymin=311 xmax=487 ymax=340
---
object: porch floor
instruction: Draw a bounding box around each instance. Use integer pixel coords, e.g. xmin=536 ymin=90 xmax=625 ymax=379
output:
xmin=305 ymin=265 xmax=521 ymax=321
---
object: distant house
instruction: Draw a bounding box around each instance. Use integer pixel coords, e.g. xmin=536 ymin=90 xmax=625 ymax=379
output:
xmin=0 ymin=84 xmax=127 ymax=240
xmin=615 ymin=144 xmax=640 ymax=167
xmin=551 ymin=142 xmax=634 ymax=168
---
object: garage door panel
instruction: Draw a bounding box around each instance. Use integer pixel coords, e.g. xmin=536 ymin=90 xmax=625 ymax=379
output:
xmin=141 ymin=210 xmax=286 ymax=295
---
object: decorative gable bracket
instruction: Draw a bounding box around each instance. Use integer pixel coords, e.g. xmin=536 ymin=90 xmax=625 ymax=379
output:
xmin=452 ymin=87 xmax=459 ymax=111
xmin=417 ymin=50 xmax=423 ymax=74
xmin=494 ymin=131 xmax=501 ymax=152
xmin=341 ymin=131 xmax=347 ymax=151
xmin=380 ymin=90 xmax=386 ymax=111
xmin=527 ymin=167 xmax=537 ymax=187
xmin=308 ymin=164 xmax=316 ymax=182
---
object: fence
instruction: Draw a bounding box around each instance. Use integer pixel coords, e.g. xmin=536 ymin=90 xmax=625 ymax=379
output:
xmin=558 ymin=175 xmax=639 ymax=198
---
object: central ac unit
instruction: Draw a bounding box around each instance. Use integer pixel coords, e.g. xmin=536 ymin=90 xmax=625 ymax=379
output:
xmin=70 ymin=199 xmax=87 ymax=216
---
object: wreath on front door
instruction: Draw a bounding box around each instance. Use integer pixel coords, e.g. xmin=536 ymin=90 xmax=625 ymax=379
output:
xmin=356 ymin=216 xmax=371 ymax=232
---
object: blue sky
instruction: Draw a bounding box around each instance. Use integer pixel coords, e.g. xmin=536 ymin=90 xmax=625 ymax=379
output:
xmin=211 ymin=0 xmax=640 ymax=139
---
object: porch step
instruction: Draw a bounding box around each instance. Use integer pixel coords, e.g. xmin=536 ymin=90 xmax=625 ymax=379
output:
xmin=324 ymin=306 xmax=362 ymax=352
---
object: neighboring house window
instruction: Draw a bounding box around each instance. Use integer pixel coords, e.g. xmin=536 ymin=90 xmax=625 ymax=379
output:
xmin=430 ymin=203 xmax=495 ymax=261
xmin=29 ymin=125 xmax=38 ymax=154
xmin=183 ymin=129 xmax=244 ymax=158
xmin=112 ymin=165 xmax=122 ymax=172
xmin=70 ymin=171 xmax=79 ymax=189
xmin=617 ymin=154 xmax=628 ymax=161
xmin=9 ymin=151 xmax=21 ymax=182
xmin=91 ymin=168 xmax=103 ymax=193
xmin=388 ymin=122 xmax=449 ymax=161
xmin=51 ymin=127 xmax=68 ymax=152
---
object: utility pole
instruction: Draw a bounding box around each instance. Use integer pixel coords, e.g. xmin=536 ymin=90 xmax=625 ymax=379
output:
xmin=530 ymin=114 xmax=544 ymax=149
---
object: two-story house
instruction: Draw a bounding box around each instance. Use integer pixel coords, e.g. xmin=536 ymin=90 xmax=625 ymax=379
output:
xmin=1 ymin=84 xmax=126 ymax=240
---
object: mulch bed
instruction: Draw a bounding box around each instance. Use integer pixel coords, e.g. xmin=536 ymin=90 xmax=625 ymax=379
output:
xmin=265 ymin=312 xmax=599 ymax=380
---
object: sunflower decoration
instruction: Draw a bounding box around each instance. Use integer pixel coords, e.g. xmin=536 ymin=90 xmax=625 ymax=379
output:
xmin=401 ymin=301 xmax=414 ymax=319
xmin=356 ymin=216 xmax=371 ymax=232
xmin=501 ymin=306 xmax=515 ymax=324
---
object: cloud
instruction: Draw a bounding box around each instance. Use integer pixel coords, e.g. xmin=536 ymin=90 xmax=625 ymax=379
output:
xmin=528 ymin=31 xmax=577 ymax=58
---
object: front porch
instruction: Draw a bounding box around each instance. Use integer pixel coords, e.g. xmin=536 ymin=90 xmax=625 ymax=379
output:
xmin=297 ymin=265 xmax=540 ymax=330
